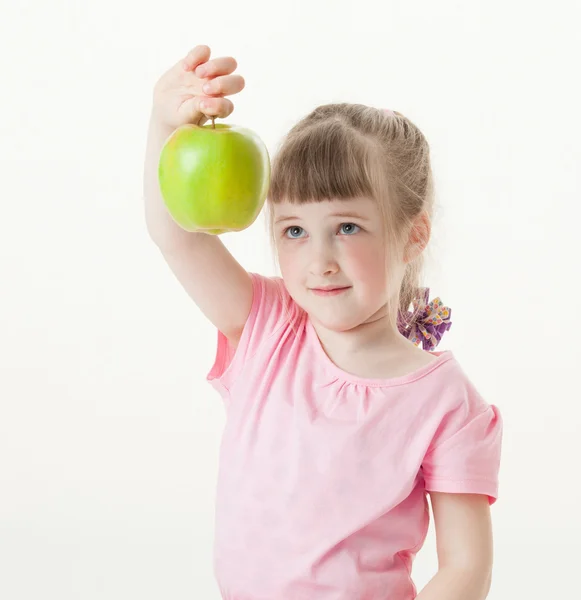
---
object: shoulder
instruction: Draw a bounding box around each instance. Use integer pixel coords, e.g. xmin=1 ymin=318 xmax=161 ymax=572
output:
xmin=422 ymin=353 xmax=490 ymax=408
xmin=420 ymin=355 xmax=504 ymax=503
xmin=206 ymin=272 xmax=305 ymax=398
xmin=419 ymin=354 xmax=503 ymax=450
xmin=412 ymin=351 xmax=498 ymax=423
xmin=247 ymin=272 xmax=302 ymax=334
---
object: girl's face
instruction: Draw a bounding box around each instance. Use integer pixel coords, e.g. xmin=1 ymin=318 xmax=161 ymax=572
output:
xmin=273 ymin=197 xmax=403 ymax=332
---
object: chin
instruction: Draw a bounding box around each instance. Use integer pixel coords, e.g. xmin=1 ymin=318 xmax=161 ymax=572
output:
xmin=308 ymin=309 xmax=366 ymax=333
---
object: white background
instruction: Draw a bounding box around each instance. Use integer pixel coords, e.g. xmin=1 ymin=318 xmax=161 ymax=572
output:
xmin=1 ymin=0 xmax=579 ymax=598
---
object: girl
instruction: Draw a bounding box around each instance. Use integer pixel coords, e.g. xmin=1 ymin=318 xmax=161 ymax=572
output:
xmin=144 ymin=44 xmax=503 ymax=600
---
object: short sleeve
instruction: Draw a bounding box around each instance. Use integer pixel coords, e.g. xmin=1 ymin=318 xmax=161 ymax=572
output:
xmin=421 ymin=381 xmax=503 ymax=505
xmin=206 ymin=272 xmax=299 ymax=399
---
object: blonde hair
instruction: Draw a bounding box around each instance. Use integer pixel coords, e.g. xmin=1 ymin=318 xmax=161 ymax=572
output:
xmin=264 ymin=102 xmax=435 ymax=335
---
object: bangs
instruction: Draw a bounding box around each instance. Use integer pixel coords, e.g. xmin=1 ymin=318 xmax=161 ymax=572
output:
xmin=268 ymin=120 xmax=379 ymax=205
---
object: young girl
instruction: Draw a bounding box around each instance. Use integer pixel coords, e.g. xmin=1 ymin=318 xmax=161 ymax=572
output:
xmin=144 ymin=45 xmax=503 ymax=600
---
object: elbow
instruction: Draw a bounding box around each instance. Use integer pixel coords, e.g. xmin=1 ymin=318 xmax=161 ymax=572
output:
xmin=445 ymin=564 xmax=493 ymax=600
xmin=465 ymin=564 xmax=493 ymax=600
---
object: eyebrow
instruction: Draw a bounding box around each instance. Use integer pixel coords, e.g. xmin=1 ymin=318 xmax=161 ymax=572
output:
xmin=274 ymin=212 xmax=371 ymax=224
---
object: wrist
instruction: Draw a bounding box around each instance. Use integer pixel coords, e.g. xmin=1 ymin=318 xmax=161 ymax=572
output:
xmin=149 ymin=110 xmax=173 ymax=133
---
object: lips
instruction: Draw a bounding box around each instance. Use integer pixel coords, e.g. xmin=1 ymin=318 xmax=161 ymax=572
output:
xmin=310 ymin=286 xmax=351 ymax=296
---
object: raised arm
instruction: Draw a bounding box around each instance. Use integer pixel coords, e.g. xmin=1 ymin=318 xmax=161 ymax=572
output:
xmin=143 ymin=45 xmax=253 ymax=345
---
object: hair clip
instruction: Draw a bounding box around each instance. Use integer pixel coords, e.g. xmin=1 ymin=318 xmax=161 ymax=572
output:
xmin=398 ymin=288 xmax=452 ymax=351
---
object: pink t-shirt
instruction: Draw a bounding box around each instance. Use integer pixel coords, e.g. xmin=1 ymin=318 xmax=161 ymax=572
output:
xmin=206 ymin=272 xmax=503 ymax=600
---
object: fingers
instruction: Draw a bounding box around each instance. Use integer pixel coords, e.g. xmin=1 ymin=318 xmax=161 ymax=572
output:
xmin=199 ymin=96 xmax=234 ymax=119
xmin=182 ymin=44 xmax=211 ymax=71
xmin=201 ymin=74 xmax=245 ymax=97
xmin=179 ymin=46 xmax=240 ymax=123
xmin=180 ymin=95 xmax=235 ymax=125
xmin=194 ymin=56 xmax=238 ymax=79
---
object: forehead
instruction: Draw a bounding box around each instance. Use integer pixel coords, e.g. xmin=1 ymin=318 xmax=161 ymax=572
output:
xmin=273 ymin=196 xmax=380 ymax=222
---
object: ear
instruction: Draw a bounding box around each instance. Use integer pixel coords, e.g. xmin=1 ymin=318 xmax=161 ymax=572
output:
xmin=404 ymin=211 xmax=431 ymax=263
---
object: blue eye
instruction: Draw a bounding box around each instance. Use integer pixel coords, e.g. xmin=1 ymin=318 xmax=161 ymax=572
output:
xmin=340 ymin=223 xmax=360 ymax=235
xmin=283 ymin=223 xmax=360 ymax=239
xmin=285 ymin=226 xmax=305 ymax=239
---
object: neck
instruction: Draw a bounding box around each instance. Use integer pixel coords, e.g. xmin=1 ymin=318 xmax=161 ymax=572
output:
xmin=309 ymin=309 xmax=436 ymax=380
xmin=310 ymin=307 xmax=411 ymax=357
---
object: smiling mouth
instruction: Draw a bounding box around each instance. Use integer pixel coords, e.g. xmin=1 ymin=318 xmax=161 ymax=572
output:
xmin=310 ymin=286 xmax=351 ymax=296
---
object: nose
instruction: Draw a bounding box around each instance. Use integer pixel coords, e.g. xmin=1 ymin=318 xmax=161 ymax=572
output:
xmin=308 ymin=239 xmax=339 ymax=277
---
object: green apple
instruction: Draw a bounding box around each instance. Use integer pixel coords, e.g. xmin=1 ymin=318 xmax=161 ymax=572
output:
xmin=158 ymin=122 xmax=271 ymax=234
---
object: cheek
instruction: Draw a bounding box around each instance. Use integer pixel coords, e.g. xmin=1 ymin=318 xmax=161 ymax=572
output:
xmin=276 ymin=245 xmax=302 ymax=280
xmin=342 ymin=238 xmax=386 ymax=281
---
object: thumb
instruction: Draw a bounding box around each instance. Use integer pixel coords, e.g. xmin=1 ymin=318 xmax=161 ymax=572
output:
xmin=182 ymin=44 xmax=211 ymax=72
xmin=181 ymin=96 xmax=211 ymax=127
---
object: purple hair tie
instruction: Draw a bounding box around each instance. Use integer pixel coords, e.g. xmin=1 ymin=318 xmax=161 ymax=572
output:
xmin=398 ymin=288 xmax=452 ymax=351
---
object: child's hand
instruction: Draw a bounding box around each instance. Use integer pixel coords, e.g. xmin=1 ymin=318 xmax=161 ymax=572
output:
xmin=152 ymin=44 xmax=245 ymax=129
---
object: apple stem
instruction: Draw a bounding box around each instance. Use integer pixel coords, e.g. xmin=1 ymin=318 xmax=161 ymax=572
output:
xmin=211 ymin=117 xmax=215 ymax=129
